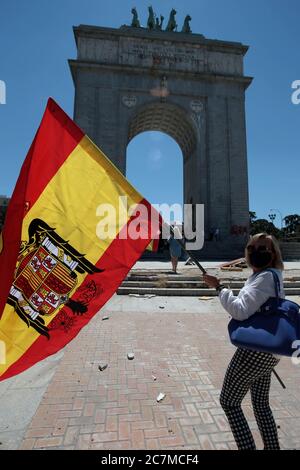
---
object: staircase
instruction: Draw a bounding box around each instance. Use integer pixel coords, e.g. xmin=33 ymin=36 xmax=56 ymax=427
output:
xmin=142 ymin=241 xmax=245 ymax=261
xmin=280 ymin=242 xmax=300 ymax=261
xmin=118 ymin=272 xmax=300 ymax=296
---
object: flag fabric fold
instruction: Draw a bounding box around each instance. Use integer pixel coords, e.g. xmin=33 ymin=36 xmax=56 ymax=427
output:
xmin=0 ymin=98 xmax=161 ymax=381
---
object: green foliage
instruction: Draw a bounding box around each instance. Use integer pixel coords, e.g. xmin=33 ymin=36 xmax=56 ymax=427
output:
xmin=0 ymin=205 xmax=7 ymax=230
xmin=249 ymin=211 xmax=300 ymax=240
xmin=249 ymin=211 xmax=257 ymax=224
xmin=249 ymin=218 xmax=283 ymax=239
xmin=283 ymin=214 xmax=300 ymax=236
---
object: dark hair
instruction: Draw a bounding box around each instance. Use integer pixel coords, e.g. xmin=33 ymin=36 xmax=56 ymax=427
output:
xmin=245 ymin=233 xmax=284 ymax=270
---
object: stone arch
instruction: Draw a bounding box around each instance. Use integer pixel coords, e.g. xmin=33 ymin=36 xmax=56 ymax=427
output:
xmin=70 ymin=24 xmax=252 ymax=257
xmin=127 ymin=102 xmax=197 ymax=160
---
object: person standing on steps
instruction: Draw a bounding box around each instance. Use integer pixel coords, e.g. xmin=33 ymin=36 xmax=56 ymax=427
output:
xmin=168 ymin=224 xmax=182 ymax=274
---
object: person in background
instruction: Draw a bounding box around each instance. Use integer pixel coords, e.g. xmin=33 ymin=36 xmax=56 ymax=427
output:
xmin=169 ymin=224 xmax=182 ymax=274
xmin=214 ymin=227 xmax=220 ymax=241
xmin=203 ymin=233 xmax=284 ymax=450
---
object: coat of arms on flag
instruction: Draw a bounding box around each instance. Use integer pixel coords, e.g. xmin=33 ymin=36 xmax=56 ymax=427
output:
xmin=8 ymin=218 xmax=103 ymax=338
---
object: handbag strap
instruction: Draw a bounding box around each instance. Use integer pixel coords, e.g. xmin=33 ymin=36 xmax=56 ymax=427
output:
xmin=252 ymin=268 xmax=280 ymax=298
xmin=264 ymin=268 xmax=280 ymax=298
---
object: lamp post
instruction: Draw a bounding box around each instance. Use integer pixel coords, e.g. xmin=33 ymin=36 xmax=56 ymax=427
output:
xmin=270 ymin=209 xmax=283 ymax=229
xmin=268 ymin=213 xmax=276 ymax=224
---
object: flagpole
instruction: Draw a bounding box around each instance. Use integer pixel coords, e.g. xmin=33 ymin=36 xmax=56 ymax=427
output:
xmin=272 ymin=369 xmax=286 ymax=389
xmin=165 ymin=224 xmax=287 ymax=390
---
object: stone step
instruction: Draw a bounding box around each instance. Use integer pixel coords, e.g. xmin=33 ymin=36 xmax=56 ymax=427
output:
xmin=142 ymin=249 xmax=244 ymax=261
xmin=117 ymin=287 xmax=300 ymax=296
xmin=126 ymin=273 xmax=300 ymax=281
xmin=127 ymin=275 xmax=244 ymax=282
xmin=121 ymin=280 xmax=300 ymax=289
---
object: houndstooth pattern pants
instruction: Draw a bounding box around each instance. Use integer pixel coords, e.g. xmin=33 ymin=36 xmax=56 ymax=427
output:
xmin=220 ymin=347 xmax=280 ymax=450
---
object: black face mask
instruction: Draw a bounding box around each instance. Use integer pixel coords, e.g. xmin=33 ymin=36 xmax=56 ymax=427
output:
xmin=249 ymin=250 xmax=272 ymax=268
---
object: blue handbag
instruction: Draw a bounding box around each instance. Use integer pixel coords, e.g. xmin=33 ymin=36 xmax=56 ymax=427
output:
xmin=228 ymin=268 xmax=300 ymax=356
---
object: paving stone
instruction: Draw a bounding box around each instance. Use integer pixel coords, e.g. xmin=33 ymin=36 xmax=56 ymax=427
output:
xmin=12 ymin=288 xmax=300 ymax=451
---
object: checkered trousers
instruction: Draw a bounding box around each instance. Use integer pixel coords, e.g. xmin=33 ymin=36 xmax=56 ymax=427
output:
xmin=220 ymin=347 xmax=280 ymax=450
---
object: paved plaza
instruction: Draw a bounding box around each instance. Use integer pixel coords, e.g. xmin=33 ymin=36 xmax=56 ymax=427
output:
xmin=1 ymin=262 xmax=300 ymax=450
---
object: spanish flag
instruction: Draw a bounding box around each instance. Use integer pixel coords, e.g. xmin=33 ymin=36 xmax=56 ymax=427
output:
xmin=0 ymin=98 xmax=160 ymax=381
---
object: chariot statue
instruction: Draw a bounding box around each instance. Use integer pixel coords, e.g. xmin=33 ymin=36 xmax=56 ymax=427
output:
xmin=155 ymin=15 xmax=164 ymax=30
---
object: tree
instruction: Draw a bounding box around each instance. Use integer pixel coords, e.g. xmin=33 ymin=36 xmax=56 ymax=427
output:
xmin=283 ymin=214 xmax=300 ymax=236
xmin=250 ymin=218 xmax=282 ymax=239
xmin=0 ymin=205 xmax=7 ymax=231
xmin=249 ymin=211 xmax=257 ymax=224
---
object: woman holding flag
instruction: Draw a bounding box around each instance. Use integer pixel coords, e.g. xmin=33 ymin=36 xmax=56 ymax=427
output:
xmin=203 ymin=233 xmax=283 ymax=450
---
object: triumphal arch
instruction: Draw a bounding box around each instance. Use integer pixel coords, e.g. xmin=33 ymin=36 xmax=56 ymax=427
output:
xmin=69 ymin=10 xmax=252 ymax=257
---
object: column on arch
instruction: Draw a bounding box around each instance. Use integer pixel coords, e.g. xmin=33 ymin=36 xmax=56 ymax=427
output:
xmin=206 ymin=95 xmax=232 ymax=241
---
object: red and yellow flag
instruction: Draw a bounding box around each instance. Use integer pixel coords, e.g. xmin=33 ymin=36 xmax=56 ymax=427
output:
xmin=0 ymin=98 xmax=160 ymax=381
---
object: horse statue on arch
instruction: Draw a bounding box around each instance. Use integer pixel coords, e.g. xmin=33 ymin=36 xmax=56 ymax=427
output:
xmin=147 ymin=6 xmax=155 ymax=30
xmin=131 ymin=7 xmax=140 ymax=28
xmin=181 ymin=14 xmax=192 ymax=33
xmin=165 ymin=8 xmax=177 ymax=32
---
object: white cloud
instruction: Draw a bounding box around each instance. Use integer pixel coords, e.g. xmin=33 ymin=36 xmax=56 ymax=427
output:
xmin=148 ymin=149 xmax=163 ymax=168
xmin=150 ymin=149 xmax=162 ymax=162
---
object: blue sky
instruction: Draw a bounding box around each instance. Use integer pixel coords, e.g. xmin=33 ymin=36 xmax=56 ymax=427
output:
xmin=0 ymin=0 xmax=299 ymax=227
